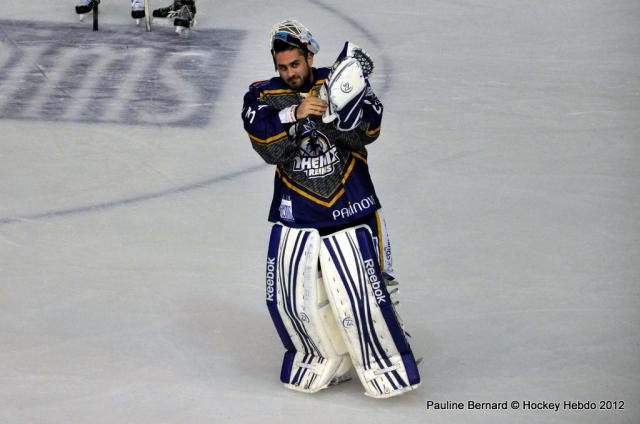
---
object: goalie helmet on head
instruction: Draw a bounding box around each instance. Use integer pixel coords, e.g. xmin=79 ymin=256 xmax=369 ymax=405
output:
xmin=270 ymin=19 xmax=320 ymax=64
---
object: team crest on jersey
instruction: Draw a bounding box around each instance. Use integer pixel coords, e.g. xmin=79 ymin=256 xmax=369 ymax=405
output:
xmin=293 ymin=121 xmax=339 ymax=179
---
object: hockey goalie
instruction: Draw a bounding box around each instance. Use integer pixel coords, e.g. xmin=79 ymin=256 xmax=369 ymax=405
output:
xmin=242 ymin=19 xmax=421 ymax=398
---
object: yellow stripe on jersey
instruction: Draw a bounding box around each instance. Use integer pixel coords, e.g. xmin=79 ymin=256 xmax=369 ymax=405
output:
xmin=247 ymin=131 xmax=287 ymax=144
xmin=275 ymin=155 xmax=360 ymax=207
xmin=259 ymin=80 xmax=325 ymax=98
xmin=367 ymin=126 xmax=381 ymax=136
xmin=260 ymin=80 xmax=325 ymax=100
xmin=280 ymin=174 xmax=346 ymax=207
xmin=310 ymin=79 xmax=326 ymax=90
xmin=341 ymin=157 xmax=357 ymax=184
xmin=375 ymin=210 xmax=384 ymax=270
xmin=260 ymin=89 xmax=295 ymax=98
xmin=351 ymin=151 xmax=367 ymax=163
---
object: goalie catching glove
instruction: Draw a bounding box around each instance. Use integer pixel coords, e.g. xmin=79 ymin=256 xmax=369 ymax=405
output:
xmin=320 ymin=42 xmax=374 ymax=131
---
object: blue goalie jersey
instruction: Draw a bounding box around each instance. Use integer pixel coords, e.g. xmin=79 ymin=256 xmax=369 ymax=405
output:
xmin=242 ymin=67 xmax=384 ymax=229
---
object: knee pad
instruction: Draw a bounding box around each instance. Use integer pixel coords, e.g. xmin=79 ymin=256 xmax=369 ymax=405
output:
xmin=266 ymin=224 xmax=352 ymax=393
xmin=319 ymin=225 xmax=421 ymax=398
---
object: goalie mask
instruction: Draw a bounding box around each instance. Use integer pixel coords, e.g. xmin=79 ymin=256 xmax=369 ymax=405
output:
xmin=270 ymin=19 xmax=320 ymax=57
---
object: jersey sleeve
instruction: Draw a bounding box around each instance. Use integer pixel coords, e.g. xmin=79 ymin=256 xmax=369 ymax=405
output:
xmin=360 ymin=85 xmax=384 ymax=142
xmin=335 ymin=84 xmax=384 ymax=152
xmin=242 ymin=82 xmax=298 ymax=165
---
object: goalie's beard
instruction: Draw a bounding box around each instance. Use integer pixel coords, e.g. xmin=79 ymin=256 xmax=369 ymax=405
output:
xmin=287 ymin=66 xmax=315 ymax=93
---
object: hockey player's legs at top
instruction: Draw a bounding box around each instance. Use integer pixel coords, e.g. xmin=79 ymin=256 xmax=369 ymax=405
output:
xmin=153 ymin=0 xmax=197 ymax=33
xmin=73 ymin=0 xmax=197 ymax=33
xmin=74 ymin=0 xmax=144 ymax=21
xmin=75 ymin=0 xmax=94 ymax=15
xmin=131 ymin=0 xmax=145 ymax=20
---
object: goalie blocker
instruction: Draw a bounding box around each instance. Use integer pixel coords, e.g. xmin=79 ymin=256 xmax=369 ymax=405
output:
xmin=266 ymin=216 xmax=421 ymax=398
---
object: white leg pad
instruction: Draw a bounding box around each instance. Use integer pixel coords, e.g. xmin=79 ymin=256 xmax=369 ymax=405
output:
xmin=319 ymin=225 xmax=421 ymax=398
xmin=266 ymin=224 xmax=352 ymax=393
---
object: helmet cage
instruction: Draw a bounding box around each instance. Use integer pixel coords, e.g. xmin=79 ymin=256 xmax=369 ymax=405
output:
xmin=270 ymin=19 xmax=320 ymax=56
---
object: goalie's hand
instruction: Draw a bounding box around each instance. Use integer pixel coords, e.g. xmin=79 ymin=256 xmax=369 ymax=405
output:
xmin=296 ymin=92 xmax=327 ymax=120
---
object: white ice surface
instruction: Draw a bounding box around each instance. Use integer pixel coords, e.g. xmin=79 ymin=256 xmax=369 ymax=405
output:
xmin=1 ymin=1 xmax=639 ymax=423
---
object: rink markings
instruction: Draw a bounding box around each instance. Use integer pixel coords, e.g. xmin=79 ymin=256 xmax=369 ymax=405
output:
xmin=0 ymin=19 xmax=244 ymax=127
xmin=0 ymin=164 xmax=268 ymax=225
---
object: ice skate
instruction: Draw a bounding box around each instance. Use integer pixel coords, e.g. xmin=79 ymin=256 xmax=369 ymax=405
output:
xmin=131 ymin=0 xmax=145 ymax=25
xmin=75 ymin=0 xmax=93 ymax=21
xmin=152 ymin=0 xmax=196 ymax=36
xmin=328 ymin=374 xmax=353 ymax=387
xmin=173 ymin=4 xmax=196 ymax=37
